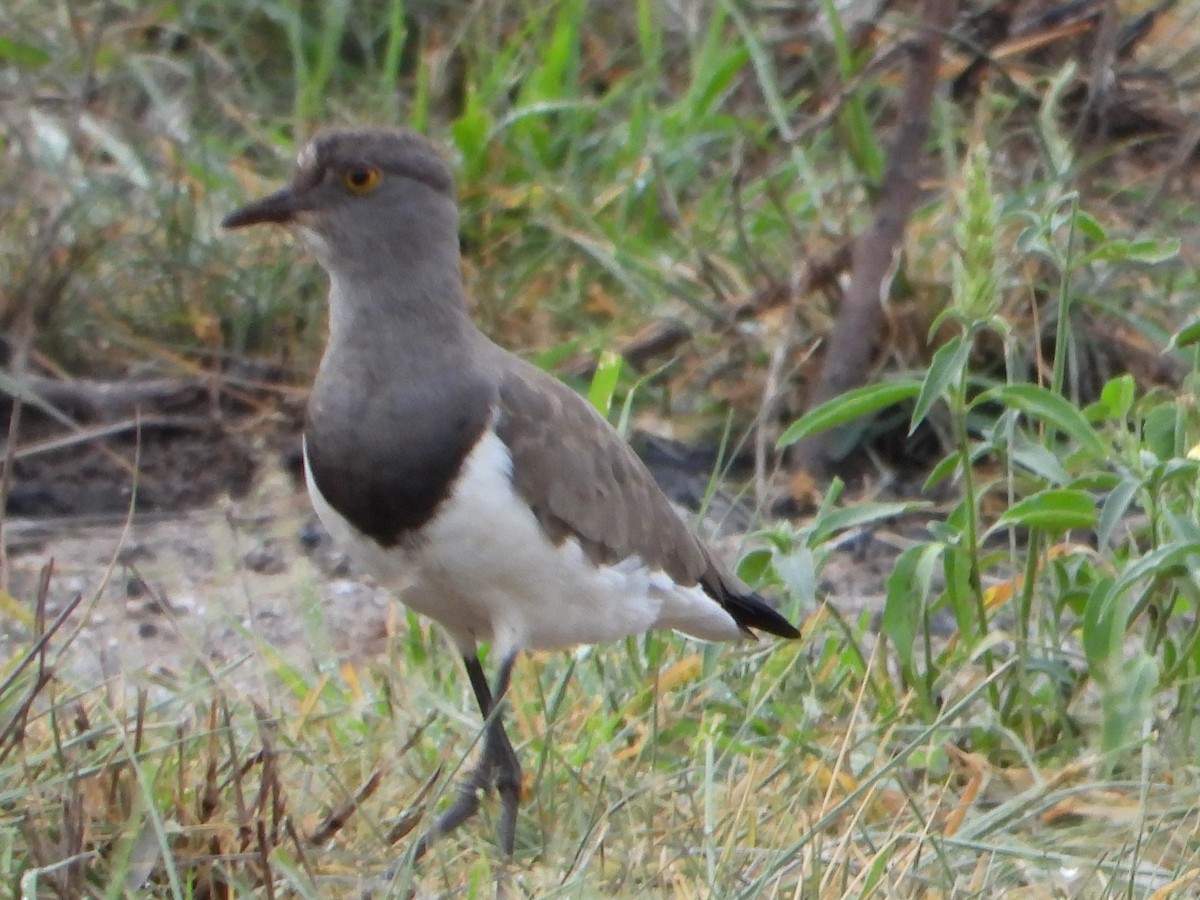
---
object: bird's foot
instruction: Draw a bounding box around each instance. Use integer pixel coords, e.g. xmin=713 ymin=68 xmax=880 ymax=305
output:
xmin=413 ymin=767 xmax=487 ymax=859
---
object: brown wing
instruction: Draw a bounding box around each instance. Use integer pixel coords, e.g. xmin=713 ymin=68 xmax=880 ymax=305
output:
xmin=494 ymin=356 xmax=709 ymax=582
xmin=493 ymin=355 xmax=800 ymax=640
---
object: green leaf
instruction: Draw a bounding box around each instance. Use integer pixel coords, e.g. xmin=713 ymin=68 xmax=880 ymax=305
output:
xmin=1169 ymin=316 xmax=1200 ymax=350
xmin=1098 ymin=374 xmax=1135 ymax=419
xmin=1097 ymin=477 xmax=1139 ymax=549
xmin=1038 ymin=61 xmax=1078 ymax=177
xmin=1163 ymin=456 xmax=1200 ymax=482
xmin=635 ymin=0 xmax=661 ymax=66
xmin=1125 ymin=237 xmax=1180 ymax=264
xmin=1112 ymin=540 xmax=1200 ymax=597
xmin=1066 ymin=471 xmax=1120 ymax=492
xmin=684 ymin=45 xmax=750 ymax=119
xmin=883 ymin=547 xmax=921 ymax=673
xmin=522 ymin=0 xmax=582 ymax=104
xmin=974 ymin=383 xmax=1106 ymax=458
xmin=1100 ymin=654 xmax=1159 ymax=760
xmin=776 ymin=379 xmax=922 ymax=449
xmin=922 ymin=441 xmax=990 ymax=493
xmin=1079 ymin=236 xmax=1180 ymax=266
xmin=911 ymin=335 xmax=970 ymax=432
xmin=810 ymin=501 xmax=931 ymax=546
xmin=0 ymin=34 xmax=50 ymax=68
xmin=450 ymin=88 xmax=493 ymax=180
xmin=680 ymin=3 xmax=748 ymax=121
xmin=772 ymin=546 xmax=817 ymax=604
xmin=941 ymin=543 xmax=976 ymax=639
xmin=737 ymin=548 xmax=774 ymax=586
xmin=991 ymin=488 xmax=1098 ymax=534
xmin=530 ymin=338 xmax=584 ymax=372
xmin=1164 ymin=507 xmax=1200 ymax=544
xmin=1073 ymin=210 xmax=1107 ymax=243
xmin=883 ymin=543 xmax=941 ymax=673
xmin=1081 ymin=577 xmax=1121 ymax=675
xmin=923 ymin=450 xmax=960 ymax=491
xmin=1009 ymin=433 xmax=1070 ymax=485
xmin=820 ymin=0 xmax=883 ymax=183
xmin=1142 ymin=404 xmax=1178 ymax=460
xmin=587 ymin=350 xmax=623 ymax=416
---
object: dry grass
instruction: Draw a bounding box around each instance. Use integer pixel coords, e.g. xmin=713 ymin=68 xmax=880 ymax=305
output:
xmin=4 ymin=560 xmax=1200 ymax=897
xmin=5 ymin=0 xmax=1200 ymax=897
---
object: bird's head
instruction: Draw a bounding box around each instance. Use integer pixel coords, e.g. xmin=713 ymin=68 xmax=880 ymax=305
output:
xmin=223 ymin=128 xmax=459 ymax=276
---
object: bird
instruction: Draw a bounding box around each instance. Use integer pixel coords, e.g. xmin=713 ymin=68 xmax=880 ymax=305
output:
xmin=222 ymin=127 xmax=800 ymax=860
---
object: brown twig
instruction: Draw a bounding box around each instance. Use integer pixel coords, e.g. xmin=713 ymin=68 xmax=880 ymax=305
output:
xmin=791 ymin=0 xmax=954 ymax=477
xmin=1077 ymin=0 xmax=1120 ymax=140
xmin=0 ymin=303 xmax=32 ymax=592
xmin=8 ymin=416 xmax=214 ymax=464
xmin=560 ymin=319 xmax=694 ymax=381
xmin=726 ymin=242 xmax=853 ymax=322
xmin=256 ymin=820 xmax=277 ymax=900
xmin=7 ymin=375 xmax=207 ymax=421
xmin=386 ymin=764 xmax=443 ymax=846
xmin=0 ymin=564 xmax=83 ymax=764
xmin=307 ymin=769 xmax=384 ymax=846
xmin=1137 ymin=114 xmax=1200 ymax=227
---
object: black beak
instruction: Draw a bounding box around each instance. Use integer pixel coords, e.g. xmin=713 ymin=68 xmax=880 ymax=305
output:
xmin=222 ymin=186 xmax=307 ymax=229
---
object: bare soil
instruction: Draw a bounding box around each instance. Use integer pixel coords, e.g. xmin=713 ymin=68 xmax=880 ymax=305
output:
xmin=3 ymin=404 xmax=903 ymax=689
xmin=5 ymin=461 xmax=390 ymax=691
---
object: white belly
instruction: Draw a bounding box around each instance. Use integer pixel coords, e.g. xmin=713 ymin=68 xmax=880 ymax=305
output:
xmin=303 ymin=430 xmax=741 ymax=659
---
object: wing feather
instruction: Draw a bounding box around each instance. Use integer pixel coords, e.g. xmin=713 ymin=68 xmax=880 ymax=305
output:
xmin=494 ymin=358 xmax=707 ymax=581
xmin=491 ymin=354 xmax=800 ymax=640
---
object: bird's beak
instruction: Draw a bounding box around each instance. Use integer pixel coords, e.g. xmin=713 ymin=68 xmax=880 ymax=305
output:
xmin=222 ymin=186 xmax=308 ymax=229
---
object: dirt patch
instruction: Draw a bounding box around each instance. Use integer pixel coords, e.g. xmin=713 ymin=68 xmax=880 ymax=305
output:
xmin=2 ymin=381 xmax=910 ymax=690
xmin=4 ymin=462 xmax=395 ymax=692
xmin=5 ymin=481 xmax=909 ymax=697
xmin=9 ymin=421 xmax=259 ymax=518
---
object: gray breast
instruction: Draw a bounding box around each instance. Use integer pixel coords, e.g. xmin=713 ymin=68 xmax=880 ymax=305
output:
xmin=304 ymin=377 xmax=493 ymax=547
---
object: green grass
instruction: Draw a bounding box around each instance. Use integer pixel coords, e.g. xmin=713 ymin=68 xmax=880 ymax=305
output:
xmin=6 ymin=0 xmax=1200 ymax=896
xmin=7 ymin=571 xmax=1200 ymax=896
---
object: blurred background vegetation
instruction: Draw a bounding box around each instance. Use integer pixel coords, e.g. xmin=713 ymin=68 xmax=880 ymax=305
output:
xmin=1 ymin=1 xmax=1195 ymax=433
xmin=6 ymin=0 xmax=1200 ymax=896
xmin=4 ymin=1 xmax=1198 ymax=473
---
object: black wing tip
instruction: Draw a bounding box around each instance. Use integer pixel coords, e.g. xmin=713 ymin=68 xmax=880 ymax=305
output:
xmin=727 ymin=591 xmax=801 ymax=640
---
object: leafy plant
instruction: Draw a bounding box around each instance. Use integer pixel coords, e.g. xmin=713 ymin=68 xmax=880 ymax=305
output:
xmin=777 ymin=133 xmax=1185 ymax=771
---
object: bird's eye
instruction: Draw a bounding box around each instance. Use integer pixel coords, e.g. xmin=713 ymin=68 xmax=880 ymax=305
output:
xmin=340 ymin=166 xmax=382 ymax=195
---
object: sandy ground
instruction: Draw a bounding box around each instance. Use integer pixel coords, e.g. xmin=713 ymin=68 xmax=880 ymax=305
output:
xmin=4 ymin=460 xmax=393 ymax=694
xmin=3 ymin=453 xmax=903 ymax=693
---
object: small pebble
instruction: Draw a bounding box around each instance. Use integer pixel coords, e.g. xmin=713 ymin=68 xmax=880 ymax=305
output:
xmin=243 ymin=540 xmax=287 ymax=575
xmin=172 ymin=594 xmax=198 ymax=613
xmin=142 ymin=596 xmax=172 ymax=615
xmin=322 ymin=551 xmax=352 ymax=578
xmin=329 ymin=579 xmax=366 ymax=599
xmin=298 ymin=519 xmax=327 ymax=551
xmin=182 ymin=546 xmax=215 ymax=569
xmin=116 ymin=544 xmax=156 ymax=565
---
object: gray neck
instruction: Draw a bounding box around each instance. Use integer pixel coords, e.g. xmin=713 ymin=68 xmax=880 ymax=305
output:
xmin=324 ymin=267 xmax=474 ymax=362
xmin=304 ymin=253 xmax=496 ymax=546
xmin=300 ymin=188 xmax=474 ymax=367
xmin=308 ymin=241 xmax=491 ymax=458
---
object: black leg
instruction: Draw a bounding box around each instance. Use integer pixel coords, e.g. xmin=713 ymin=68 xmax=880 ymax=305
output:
xmin=414 ymin=652 xmax=522 ymax=859
xmin=464 ymin=654 xmax=496 ymax=718
xmin=488 ymin=654 xmax=521 ymax=857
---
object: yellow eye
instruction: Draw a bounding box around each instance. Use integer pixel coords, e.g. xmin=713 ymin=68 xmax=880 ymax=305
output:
xmin=340 ymin=166 xmax=382 ymax=194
